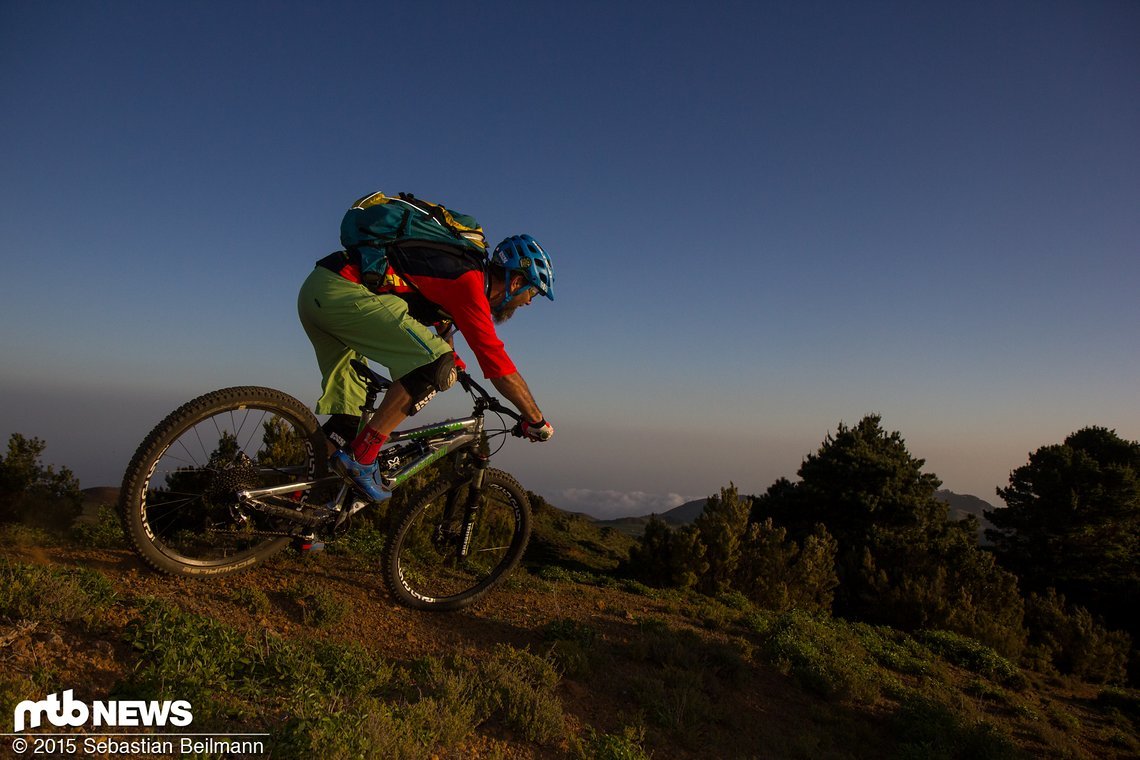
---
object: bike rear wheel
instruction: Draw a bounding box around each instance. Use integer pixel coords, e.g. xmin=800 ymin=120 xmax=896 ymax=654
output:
xmin=119 ymin=387 xmax=327 ymax=576
xmin=384 ymin=468 xmax=531 ymax=611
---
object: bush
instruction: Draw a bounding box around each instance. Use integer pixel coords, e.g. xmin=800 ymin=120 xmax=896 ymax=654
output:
xmin=287 ymin=581 xmax=347 ymax=628
xmin=918 ymin=630 xmax=1027 ymax=690
xmin=477 ymin=645 xmax=566 ymax=744
xmin=72 ymin=505 xmax=126 ymax=549
xmin=628 ymin=518 xmax=707 ymax=590
xmin=853 ymin=622 xmax=944 ymax=679
xmin=0 ymin=434 xmax=82 ymax=530
xmin=735 ymin=519 xmax=838 ymax=613
xmin=760 ymin=610 xmax=882 ymax=702
xmin=232 ymin=587 xmax=273 ymax=616
xmin=893 ymin=694 xmax=1018 ymax=760
xmin=577 ymin=725 xmax=651 ymax=760
xmin=544 ymin=618 xmax=601 ymax=678
xmin=1023 ymin=588 xmax=1131 ymax=684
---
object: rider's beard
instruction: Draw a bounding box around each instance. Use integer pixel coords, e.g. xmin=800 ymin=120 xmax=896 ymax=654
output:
xmin=492 ymin=304 xmax=518 ymax=325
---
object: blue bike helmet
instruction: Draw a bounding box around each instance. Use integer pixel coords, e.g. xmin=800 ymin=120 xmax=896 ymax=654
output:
xmin=491 ymin=234 xmax=555 ymax=307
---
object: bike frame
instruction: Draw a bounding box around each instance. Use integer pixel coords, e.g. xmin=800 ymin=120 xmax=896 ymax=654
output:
xmin=236 ymin=415 xmax=482 ymax=513
xmin=237 ymin=365 xmax=514 ymax=532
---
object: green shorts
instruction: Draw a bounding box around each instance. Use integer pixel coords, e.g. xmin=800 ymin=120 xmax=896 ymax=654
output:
xmin=297 ymin=266 xmax=451 ymax=415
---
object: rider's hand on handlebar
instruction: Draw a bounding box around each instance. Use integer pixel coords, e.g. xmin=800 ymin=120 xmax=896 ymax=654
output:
xmin=516 ymin=418 xmax=554 ymax=442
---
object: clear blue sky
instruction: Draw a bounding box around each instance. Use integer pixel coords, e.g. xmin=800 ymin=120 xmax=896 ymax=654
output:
xmin=2 ymin=1 xmax=1137 ymax=518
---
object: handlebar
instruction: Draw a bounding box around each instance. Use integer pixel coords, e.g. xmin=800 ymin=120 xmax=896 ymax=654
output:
xmin=457 ymin=370 xmax=522 ymax=425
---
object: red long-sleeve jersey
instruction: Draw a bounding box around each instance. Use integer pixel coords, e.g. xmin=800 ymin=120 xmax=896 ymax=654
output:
xmin=322 ymin=246 xmax=517 ymax=379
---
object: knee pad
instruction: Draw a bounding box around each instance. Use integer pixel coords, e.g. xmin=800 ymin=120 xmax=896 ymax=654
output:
xmin=401 ymin=352 xmax=457 ymax=415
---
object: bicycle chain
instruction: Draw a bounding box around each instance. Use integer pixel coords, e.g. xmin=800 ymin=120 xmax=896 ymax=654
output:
xmin=208 ymin=527 xmax=299 ymax=539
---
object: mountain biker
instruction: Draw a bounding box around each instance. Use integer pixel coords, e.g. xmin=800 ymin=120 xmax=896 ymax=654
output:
xmin=297 ymin=200 xmax=555 ymax=501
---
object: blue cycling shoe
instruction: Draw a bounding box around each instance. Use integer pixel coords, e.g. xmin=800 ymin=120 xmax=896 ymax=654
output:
xmin=329 ymin=449 xmax=392 ymax=502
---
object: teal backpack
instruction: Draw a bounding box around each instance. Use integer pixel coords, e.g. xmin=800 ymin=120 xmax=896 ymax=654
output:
xmin=339 ymin=191 xmax=488 ymax=282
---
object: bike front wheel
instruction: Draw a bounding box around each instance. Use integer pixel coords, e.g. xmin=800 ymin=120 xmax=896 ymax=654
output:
xmin=384 ymin=468 xmax=532 ymax=611
xmin=119 ymin=386 xmax=327 ymax=576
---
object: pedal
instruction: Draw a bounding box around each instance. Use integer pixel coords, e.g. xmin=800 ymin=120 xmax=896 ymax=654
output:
xmin=294 ymin=534 xmax=326 ymax=553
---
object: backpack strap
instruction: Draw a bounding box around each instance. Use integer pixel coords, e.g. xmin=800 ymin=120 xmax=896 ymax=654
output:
xmin=397 ymin=192 xmax=460 ymax=236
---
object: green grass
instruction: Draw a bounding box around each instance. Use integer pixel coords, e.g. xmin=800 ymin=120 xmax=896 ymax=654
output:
xmin=0 ymin=559 xmax=116 ymax=623
xmin=115 ymin=596 xmax=569 ymax=755
xmin=232 ymin=586 xmax=273 ymax=616
xmin=575 ymin=725 xmax=651 ymax=760
xmin=285 ymin=580 xmax=347 ymax=627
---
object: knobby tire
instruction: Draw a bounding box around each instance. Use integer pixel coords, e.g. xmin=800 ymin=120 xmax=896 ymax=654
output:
xmin=383 ymin=468 xmax=532 ymax=611
xmin=118 ymin=387 xmax=326 ymax=576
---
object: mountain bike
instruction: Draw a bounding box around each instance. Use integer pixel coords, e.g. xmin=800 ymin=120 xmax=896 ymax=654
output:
xmin=118 ymin=360 xmax=532 ymax=611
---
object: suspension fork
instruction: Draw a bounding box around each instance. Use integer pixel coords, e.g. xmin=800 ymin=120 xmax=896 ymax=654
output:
xmin=457 ymin=451 xmax=491 ymax=559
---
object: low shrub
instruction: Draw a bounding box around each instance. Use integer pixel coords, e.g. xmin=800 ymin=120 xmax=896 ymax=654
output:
xmin=71 ymin=505 xmax=126 ymax=549
xmin=576 ymin=725 xmax=651 ymax=760
xmin=918 ymin=630 xmax=1027 ymax=690
xmin=477 ymin=645 xmax=565 ymax=744
xmin=1023 ymin=589 xmax=1132 ymax=684
xmin=760 ymin=611 xmax=881 ymax=702
xmin=287 ymin=581 xmax=346 ymax=628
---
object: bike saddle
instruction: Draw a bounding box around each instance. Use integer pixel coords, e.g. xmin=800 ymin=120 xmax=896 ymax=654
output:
xmin=350 ymin=359 xmax=392 ymax=392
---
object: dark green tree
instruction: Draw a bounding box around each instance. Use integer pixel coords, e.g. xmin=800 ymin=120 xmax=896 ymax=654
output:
xmin=988 ymin=426 xmax=1140 ymax=634
xmin=629 ymin=517 xmax=708 ymax=590
xmin=257 ymin=416 xmax=308 ymax=468
xmin=694 ymin=484 xmax=751 ymax=595
xmin=0 ymin=433 xmax=83 ymax=529
xmin=754 ymin=415 xmax=1025 ymax=654
xmin=1022 ymin=588 xmax=1131 ymax=684
xmin=735 ymin=519 xmax=838 ymax=613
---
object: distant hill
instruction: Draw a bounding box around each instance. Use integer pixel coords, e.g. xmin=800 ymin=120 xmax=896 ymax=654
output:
xmin=591 ymin=492 xmax=1000 ymax=543
xmin=77 ymin=486 xmax=120 ymax=524
xmin=659 ymin=498 xmax=708 ymax=524
xmin=82 ymin=486 xmax=120 ymax=506
xmin=592 ymin=498 xmax=708 ymax=536
xmin=935 ymin=489 xmax=1000 ymax=544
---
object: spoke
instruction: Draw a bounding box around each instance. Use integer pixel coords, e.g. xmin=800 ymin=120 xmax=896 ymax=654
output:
xmin=195 ymin=421 xmax=213 ymax=464
xmin=157 ymin=452 xmax=207 ymax=470
xmin=177 ymin=434 xmax=205 ymax=470
xmin=148 ymin=494 xmax=203 ymax=508
xmin=239 ymin=409 xmax=269 ymax=453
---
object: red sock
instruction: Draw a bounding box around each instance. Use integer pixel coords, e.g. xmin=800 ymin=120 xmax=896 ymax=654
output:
xmin=351 ymin=428 xmax=389 ymax=466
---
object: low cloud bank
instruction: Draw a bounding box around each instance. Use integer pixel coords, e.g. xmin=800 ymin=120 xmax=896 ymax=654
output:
xmin=559 ymin=488 xmax=690 ymax=519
